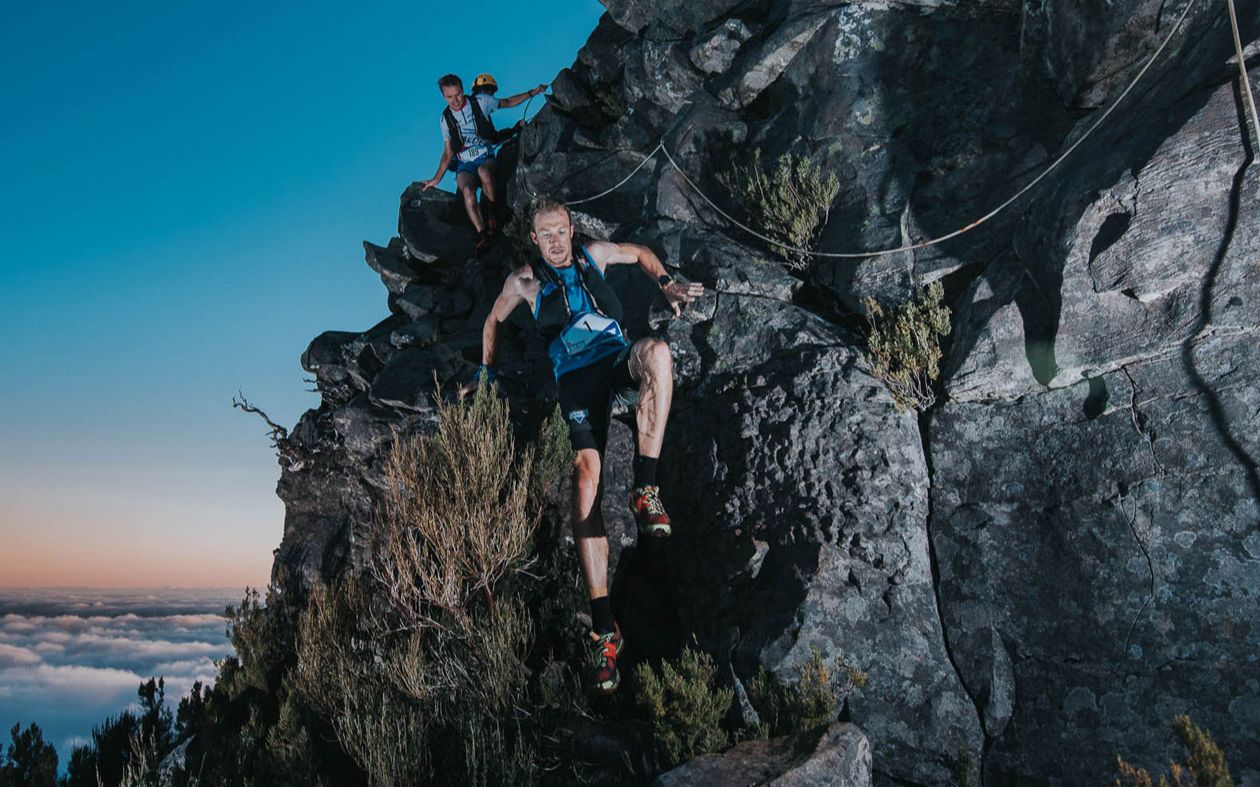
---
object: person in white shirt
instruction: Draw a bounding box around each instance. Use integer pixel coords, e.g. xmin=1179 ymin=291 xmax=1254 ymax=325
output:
xmin=421 ymin=73 xmax=546 ymax=252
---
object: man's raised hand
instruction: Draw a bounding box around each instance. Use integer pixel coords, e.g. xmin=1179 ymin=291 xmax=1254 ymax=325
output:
xmin=663 ymin=280 xmax=705 ymax=317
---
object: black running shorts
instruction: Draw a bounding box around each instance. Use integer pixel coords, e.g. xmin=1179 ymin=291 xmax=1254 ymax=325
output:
xmin=556 ymin=346 xmax=638 ymax=454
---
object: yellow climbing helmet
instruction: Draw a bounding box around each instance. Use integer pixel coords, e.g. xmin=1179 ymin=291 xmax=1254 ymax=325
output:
xmin=471 ymin=73 xmax=499 ymax=95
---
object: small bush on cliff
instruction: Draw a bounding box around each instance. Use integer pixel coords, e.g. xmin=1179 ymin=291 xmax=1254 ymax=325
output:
xmin=747 ymin=648 xmax=866 ymax=739
xmin=0 ymin=723 xmax=58 ymax=787
xmin=953 ymin=748 xmax=979 ymax=787
xmin=292 ymin=384 xmax=573 ymax=786
xmin=152 ymin=582 xmax=350 ymax=787
xmin=592 ymin=81 xmax=625 ymax=120
xmin=634 ymin=646 xmax=733 ymax=767
xmin=1115 ymin=715 xmax=1233 ymax=787
xmin=49 ymin=394 xmax=583 ymax=787
xmin=371 ymin=381 xmax=542 ymax=624
xmin=59 ymin=678 xmax=184 ymax=787
xmin=719 ymin=148 xmax=839 ymax=272
xmin=863 ymin=281 xmax=951 ymax=412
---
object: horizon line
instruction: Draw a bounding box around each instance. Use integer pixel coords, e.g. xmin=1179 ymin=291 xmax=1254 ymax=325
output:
xmin=0 ymin=584 xmax=256 ymax=591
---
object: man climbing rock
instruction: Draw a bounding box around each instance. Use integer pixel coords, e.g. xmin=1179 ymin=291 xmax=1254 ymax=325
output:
xmin=420 ymin=73 xmax=546 ymax=253
xmin=467 ymin=196 xmax=704 ymax=692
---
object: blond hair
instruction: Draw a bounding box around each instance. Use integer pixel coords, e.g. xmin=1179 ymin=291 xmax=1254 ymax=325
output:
xmin=529 ymin=196 xmax=572 ymax=228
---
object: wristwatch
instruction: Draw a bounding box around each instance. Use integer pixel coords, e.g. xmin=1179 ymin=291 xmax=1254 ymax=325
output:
xmin=657 ymin=274 xmax=674 ymax=289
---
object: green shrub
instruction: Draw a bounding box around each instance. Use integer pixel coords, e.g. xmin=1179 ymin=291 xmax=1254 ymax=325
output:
xmin=1115 ymin=715 xmax=1233 ymax=787
xmin=953 ymin=748 xmax=979 ymax=787
xmin=119 ymin=728 xmax=160 ymax=787
xmin=294 ymin=570 xmax=536 ymax=786
xmin=54 ymin=389 xmax=591 ymax=787
xmin=531 ymin=405 xmax=574 ymax=504
xmin=719 ymin=148 xmax=840 ymax=271
xmin=372 ymin=379 xmax=541 ymax=625
xmin=863 ymin=280 xmax=951 ymax=412
xmin=220 ymin=584 xmax=300 ymax=699
xmin=165 ymin=584 xmax=349 ymax=787
xmin=293 ymin=583 xmax=432 ymax=787
xmin=747 ymin=648 xmax=866 ymax=739
xmin=592 ymin=82 xmax=625 ymax=121
xmin=57 ymin=677 xmax=180 ymax=787
xmin=290 ymin=384 xmax=574 ymax=786
xmin=634 ymin=646 xmax=733 ymax=767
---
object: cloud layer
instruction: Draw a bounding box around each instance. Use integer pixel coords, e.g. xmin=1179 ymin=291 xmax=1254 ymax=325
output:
xmin=0 ymin=588 xmax=239 ymax=762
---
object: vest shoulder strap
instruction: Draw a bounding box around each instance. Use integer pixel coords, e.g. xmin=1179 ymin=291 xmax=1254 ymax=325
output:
xmin=468 ymin=96 xmax=494 ymax=137
xmin=577 ymin=240 xmax=608 ymax=275
xmin=443 ymin=107 xmax=464 ymax=152
xmin=531 ymin=259 xmax=560 ymax=285
xmin=471 ymin=95 xmax=517 ymax=145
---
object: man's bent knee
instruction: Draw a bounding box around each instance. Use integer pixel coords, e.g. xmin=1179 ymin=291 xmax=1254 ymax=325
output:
xmin=572 ymin=450 xmax=605 ymax=538
xmin=573 ymin=450 xmax=602 ymax=496
xmin=647 ymin=338 xmax=670 ymax=365
xmin=633 ymin=338 xmax=672 ymax=380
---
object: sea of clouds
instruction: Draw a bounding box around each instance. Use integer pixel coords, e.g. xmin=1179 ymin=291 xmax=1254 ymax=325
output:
xmin=0 ymin=587 xmax=240 ymax=761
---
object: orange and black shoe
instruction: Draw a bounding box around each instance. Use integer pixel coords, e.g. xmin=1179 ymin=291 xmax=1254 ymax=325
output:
xmin=630 ymin=485 xmax=671 ymax=538
xmin=587 ymin=624 xmax=623 ymax=694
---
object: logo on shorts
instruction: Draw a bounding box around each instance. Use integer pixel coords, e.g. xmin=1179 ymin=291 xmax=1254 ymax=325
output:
xmin=567 ymin=409 xmax=588 ymax=425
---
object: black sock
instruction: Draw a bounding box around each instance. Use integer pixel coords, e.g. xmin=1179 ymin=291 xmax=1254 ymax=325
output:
xmin=590 ymin=595 xmax=614 ymax=635
xmin=634 ymin=455 xmax=658 ymax=488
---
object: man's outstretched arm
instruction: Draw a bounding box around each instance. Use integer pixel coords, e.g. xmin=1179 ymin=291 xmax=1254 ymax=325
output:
xmin=585 ymin=241 xmax=705 ymax=317
xmin=497 ymin=83 xmax=547 ymax=110
xmin=460 ymin=272 xmax=529 ymax=395
xmin=421 ymin=140 xmax=455 ymax=190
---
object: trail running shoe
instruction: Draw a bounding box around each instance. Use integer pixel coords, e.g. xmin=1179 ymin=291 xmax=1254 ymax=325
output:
xmin=630 ymin=485 xmax=672 ymax=538
xmin=588 ymin=624 xmax=623 ymax=694
xmin=474 ymin=231 xmax=491 ymax=254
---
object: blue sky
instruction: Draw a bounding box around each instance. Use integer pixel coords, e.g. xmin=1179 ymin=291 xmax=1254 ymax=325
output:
xmin=0 ymin=1 xmax=605 ymax=586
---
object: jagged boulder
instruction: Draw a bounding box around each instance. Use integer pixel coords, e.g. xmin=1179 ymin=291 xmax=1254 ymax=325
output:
xmin=398 ymin=186 xmax=479 ymax=263
xmin=363 ymin=237 xmax=420 ymax=295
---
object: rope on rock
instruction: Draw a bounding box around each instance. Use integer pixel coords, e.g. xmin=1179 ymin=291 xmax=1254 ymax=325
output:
xmin=565 ymin=142 xmax=667 ymax=205
xmin=1225 ymin=0 xmax=1260 ymax=150
xmin=519 ymin=92 xmax=544 ymax=128
xmin=547 ymin=0 xmax=1201 ymax=259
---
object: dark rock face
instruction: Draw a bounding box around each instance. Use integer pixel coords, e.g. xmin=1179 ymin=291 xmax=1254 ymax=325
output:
xmin=662 ymin=339 xmax=979 ymax=785
xmin=928 ymin=27 xmax=1260 ymax=782
xmin=271 ymin=0 xmax=1260 ymax=783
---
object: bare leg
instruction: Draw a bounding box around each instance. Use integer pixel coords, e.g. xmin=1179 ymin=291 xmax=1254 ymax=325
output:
xmin=629 ymin=338 xmax=673 ymax=458
xmin=477 ymin=159 xmax=498 ymax=204
xmin=571 ymin=448 xmax=608 ymax=599
xmin=456 ymin=170 xmax=484 ymax=232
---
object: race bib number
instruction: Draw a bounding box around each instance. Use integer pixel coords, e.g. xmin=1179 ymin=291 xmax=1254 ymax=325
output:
xmin=559 ymin=312 xmax=624 ymax=356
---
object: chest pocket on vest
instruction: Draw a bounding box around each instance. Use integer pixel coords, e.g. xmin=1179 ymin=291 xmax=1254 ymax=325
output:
xmin=559 ymin=312 xmax=624 ymax=357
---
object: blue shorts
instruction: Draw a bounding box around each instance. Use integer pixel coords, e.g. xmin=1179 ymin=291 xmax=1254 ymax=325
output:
xmin=453 ymin=152 xmax=495 ymax=176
